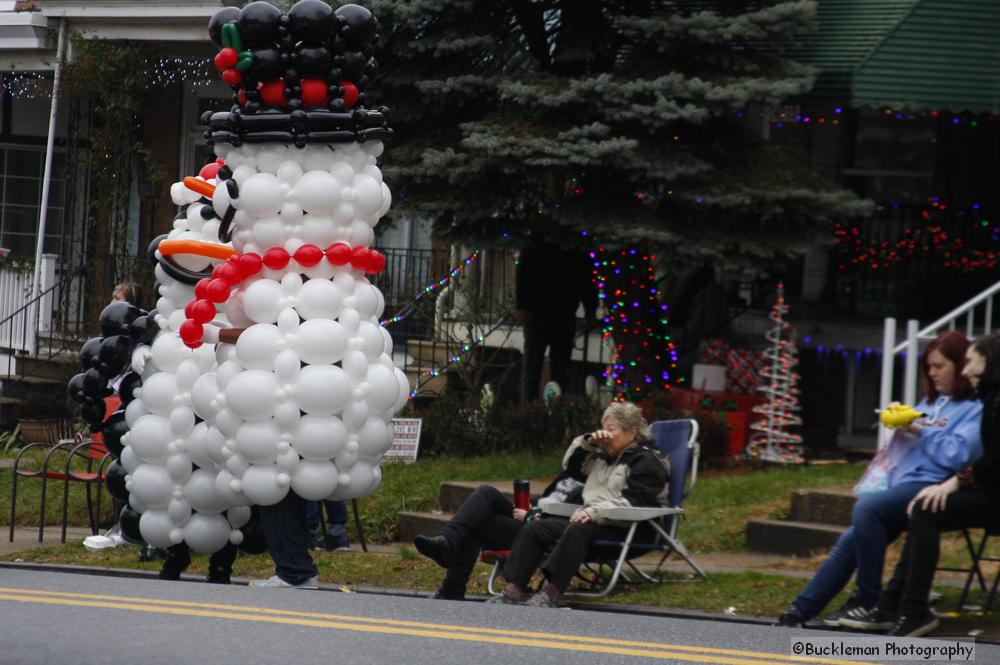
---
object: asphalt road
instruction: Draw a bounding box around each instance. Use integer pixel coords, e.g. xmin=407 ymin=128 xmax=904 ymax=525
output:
xmin=0 ymin=568 xmax=992 ymax=665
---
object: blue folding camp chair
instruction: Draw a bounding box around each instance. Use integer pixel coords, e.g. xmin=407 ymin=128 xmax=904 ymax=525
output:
xmin=485 ymin=418 xmax=707 ymax=598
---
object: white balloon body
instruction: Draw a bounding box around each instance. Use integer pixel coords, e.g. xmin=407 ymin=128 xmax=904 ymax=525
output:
xmin=127 ymin=141 xmax=410 ymax=554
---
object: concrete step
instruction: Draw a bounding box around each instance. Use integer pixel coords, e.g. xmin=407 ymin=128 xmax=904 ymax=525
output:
xmin=746 ymin=518 xmax=845 ymax=556
xmin=438 ymin=479 xmax=552 ymax=514
xmin=788 ymin=487 xmax=856 ymax=527
xmin=396 ymin=479 xmax=554 ymax=542
xmin=405 ymin=339 xmax=464 ymax=366
xmin=396 ymin=510 xmax=451 ymax=542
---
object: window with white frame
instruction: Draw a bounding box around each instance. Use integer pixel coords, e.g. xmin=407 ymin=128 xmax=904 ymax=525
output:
xmin=0 ymin=144 xmax=66 ymax=258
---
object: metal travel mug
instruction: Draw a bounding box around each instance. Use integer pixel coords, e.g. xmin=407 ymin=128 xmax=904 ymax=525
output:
xmin=514 ymin=479 xmax=531 ymax=510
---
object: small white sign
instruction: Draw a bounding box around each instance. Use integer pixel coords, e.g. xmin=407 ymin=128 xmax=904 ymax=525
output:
xmin=385 ymin=418 xmax=422 ymax=464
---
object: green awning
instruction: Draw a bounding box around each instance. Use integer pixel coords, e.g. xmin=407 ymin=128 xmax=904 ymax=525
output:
xmin=792 ymin=0 xmax=1000 ymax=114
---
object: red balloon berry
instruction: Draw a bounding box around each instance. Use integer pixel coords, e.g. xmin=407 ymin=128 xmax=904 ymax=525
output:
xmin=222 ymin=69 xmax=242 ymax=86
xmin=340 ymin=81 xmax=359 ymax=109
xmin=263 ymin=247 xmax=290 ymax=270
xmin=300 ymin=79 xmax=329 ymax=107
xmin=294 ymin=244 xmax=323 ymax=267
xmin=215 ymin=47 xmax=239 ymax=70
xmin=259 ymin=79 xmax=287 ymax=106
xmin=326 ymin=243 xmax=351 ymax=265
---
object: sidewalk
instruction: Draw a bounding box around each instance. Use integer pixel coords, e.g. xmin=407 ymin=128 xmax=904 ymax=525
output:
xmin=2 ymin=527 xmax=96 ymax=557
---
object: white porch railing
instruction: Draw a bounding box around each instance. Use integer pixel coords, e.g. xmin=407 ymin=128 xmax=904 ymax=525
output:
xmin=878 ymin=280 xmax=1000 ymax=447
xmin=0 ymin=254 xmax=57 ymax=356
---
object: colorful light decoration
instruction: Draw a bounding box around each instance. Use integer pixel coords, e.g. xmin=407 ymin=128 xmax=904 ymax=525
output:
xmin=590 ymin=246 xmax=678 ymax=401
xmin=833 ymin=198 xmax=998 ymax=272
xmin=745 ymin=282 xmax=805 ymax=464
xmin=380 ymin=249 xmax=481 ymax=327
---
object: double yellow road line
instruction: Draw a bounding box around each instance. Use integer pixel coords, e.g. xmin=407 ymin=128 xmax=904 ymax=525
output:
xmin=0 ymin=587 xmax=874 ymax=665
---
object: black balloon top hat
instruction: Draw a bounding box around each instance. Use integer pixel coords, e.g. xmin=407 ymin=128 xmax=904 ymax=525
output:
xmin=203 ymin=0 xmax=391 ymax=148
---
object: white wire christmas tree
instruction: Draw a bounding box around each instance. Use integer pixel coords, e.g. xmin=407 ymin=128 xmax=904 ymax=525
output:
xmin=745 ymin=282 xmax=804 ymax=464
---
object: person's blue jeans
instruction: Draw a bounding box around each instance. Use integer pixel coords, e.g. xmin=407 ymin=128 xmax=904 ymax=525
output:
xmin=306 ymin=499 xmax=349 ymax=548
xmin=791 ymin=482 xmax=927 ymax=619
xmin=258 ymin=490 xmax=318 ymax=584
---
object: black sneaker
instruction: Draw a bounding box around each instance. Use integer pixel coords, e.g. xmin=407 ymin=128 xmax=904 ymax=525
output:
xmin=774 ymin=605 xmax=806 ymax=628
xmin=887 ymin=613 xmax=939 ymax=637
xmin=837 ymin=605 xmax=896 ymax=631
xmin=822 ymin=597 xmax=864 ymax=627
xmin=414 ymin=535 xmax=453 ymax=568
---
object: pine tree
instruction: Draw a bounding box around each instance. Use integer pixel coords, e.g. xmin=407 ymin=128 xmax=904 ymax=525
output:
xmin=363 ymin=0 xmax=869 ymax=394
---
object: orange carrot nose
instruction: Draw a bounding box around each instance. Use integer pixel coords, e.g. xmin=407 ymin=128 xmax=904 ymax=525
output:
xmin=183 ymin=176 xmax=217 ymax=199
xmin=158 ymin=239 xmax=235 ymax=261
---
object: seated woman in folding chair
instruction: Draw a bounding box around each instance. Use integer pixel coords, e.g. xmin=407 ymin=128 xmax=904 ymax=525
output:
xmin=414 ymin=453 xmax=587 ymax=600
xmin=867 ymin=333 xmax=1000 ymax=637
xmin=486 ymin=401 xmax=669 ymax=608
xmin=777 ymin=331 xmax=983 ymax=630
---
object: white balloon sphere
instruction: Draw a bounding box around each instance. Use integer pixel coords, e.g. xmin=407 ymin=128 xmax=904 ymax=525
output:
xmin=294 ymin=415 xmax=347 ymax=461
xmin=243 ymin=278 xmax=284 ymax=324
xmin=150 ymin=334 xmax=188 ymax=373
xmin=274 ymin=400 xmax=302 ymax=431
xmin=139 ymin=510 xmax=177 ymax=548
xmin=128 ymin=463 xmax=175 ymax=509
xmin=215 ymin=407 xmax=244 ymax=438
xmin=241 ymin=464 xmax=289 ymax=506
xmin=203 ymin=425 xmax=230 ymax=465
xmin=235 ymin=323 xmax=282 ymax=370
xmin=166 ymin=452 xmax=194 ymax=484
xmin=353 ymin=282 xmax=379 ymax=320
xmin=342 ymin=399 xmax=369 ymax=431
xmin=216 ymin=359 xmax=244 ymax=390
xmin=184 ymin=469 xmax=229 ymax=514
xmin=184 ymin=513 xmax=232 ymax=554
xmin=376 ymin=182 xmax=392 ymax=218
xmin=120 ymin=444 xmax=141 ymax=474
xmin=214 ymin=469 xmax=247 ymax=505
xmin=167 ymin=497 xmax=192 ymax=525
xmin=294 ymin=365 xmax=351 ymax=415
xmin=125 ymin=399 xmax=149 ymax=428
xmin=225 ymin=370 xmax=280 ymax=420
xmin=235 ymin=419 xmax=282 ymax=464
xmin=353 ymin=174 xmax=383 ymax=216
xmin=296 ymin=171 xmax=342 ymax=215
xmin=191 ymin=373 xmax=221 ymax=421
xmin=277 ymin=160 xmax=303 ymax=184
xmin=175 ymin=359 xmax=202 ymax=391
xmin=393 ymin=367 xmax=411 ymax=413
xmin=366 ymin=364 xmax=400 ymax=413
xmin=184 ymin=422 xmax=214 ymax=469
xmin=129 ymin=492 xmax=147 ymax=514
xmin=296 ymin=278 xmax=344 ymax=320
xmin=240 ymin=173 xmax=283 ymax=217
xmin=169 ymin=407 xmax=195 ymax=438
xmin=227 ymin=505 xmax=252 ymax=529
xmin=357 ymin=321 xmax=384 ymax=359
xmin=128 ymin=414 xmax=173 ymax=464
xmin=295 ymin=319 xmax=348 ymax=365
xmin=328 ymin=461 xmax=375 ymax=500
xmin=224 ymin=290 xmax=255 ymax=328
xmin=251 ymin=216 xmax=286 ymax=249
xmin=291 ymin=460 xmax=339 ymax=500
xmin=300 ymin=214 xmax=337 ymax=247
xmin=357 ymin=418 xmax=392 ymax=458
xmin=342 ymin=349 xmax=368 ymax=381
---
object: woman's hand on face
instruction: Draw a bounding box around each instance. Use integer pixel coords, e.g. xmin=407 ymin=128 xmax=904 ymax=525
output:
xmin=590 ymin=429 xmax=612 ymax=445
xmin=907 ymin=476 xmax=960 ymax=515
xmin=570 ymin=509 xmax=592 ymax=524
xmin=513 ymin=508 xmax=527 ymax=522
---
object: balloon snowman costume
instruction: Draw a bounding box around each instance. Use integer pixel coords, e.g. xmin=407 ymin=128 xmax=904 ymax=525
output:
xmin=80 ymin=0 xmax=408 ymax=555
xmin=185 ymin=0 xmax=407 ymax=518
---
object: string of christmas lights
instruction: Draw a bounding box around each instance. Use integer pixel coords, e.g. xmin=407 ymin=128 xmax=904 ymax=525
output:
xmin=381 ymin=249 xmax=481 ymax=327
xmin=745 ymin=282 xmax=804 ymax=464
xmin=834 ymin=198 xmax=998 ymax=272
xmin=1 ymin=58 xmax=215 ymax=99
xmin=590 ymin=246 xmax=678 ymax=401
xmin=409 ymin=318 xmax=508 ymax=398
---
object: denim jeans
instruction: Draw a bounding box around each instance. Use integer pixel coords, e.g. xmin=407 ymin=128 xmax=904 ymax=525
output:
xmin=306 ymin=499 xmax=349 ymax=547
xmin=792 ymin=482 xmax=927 ymax=619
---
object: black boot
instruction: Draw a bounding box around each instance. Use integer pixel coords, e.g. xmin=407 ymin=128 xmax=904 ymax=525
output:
xmin=206 ymin=565 xmax=232 ymax=585
xmin=414 ymin=535 xmax=454 ymax=568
